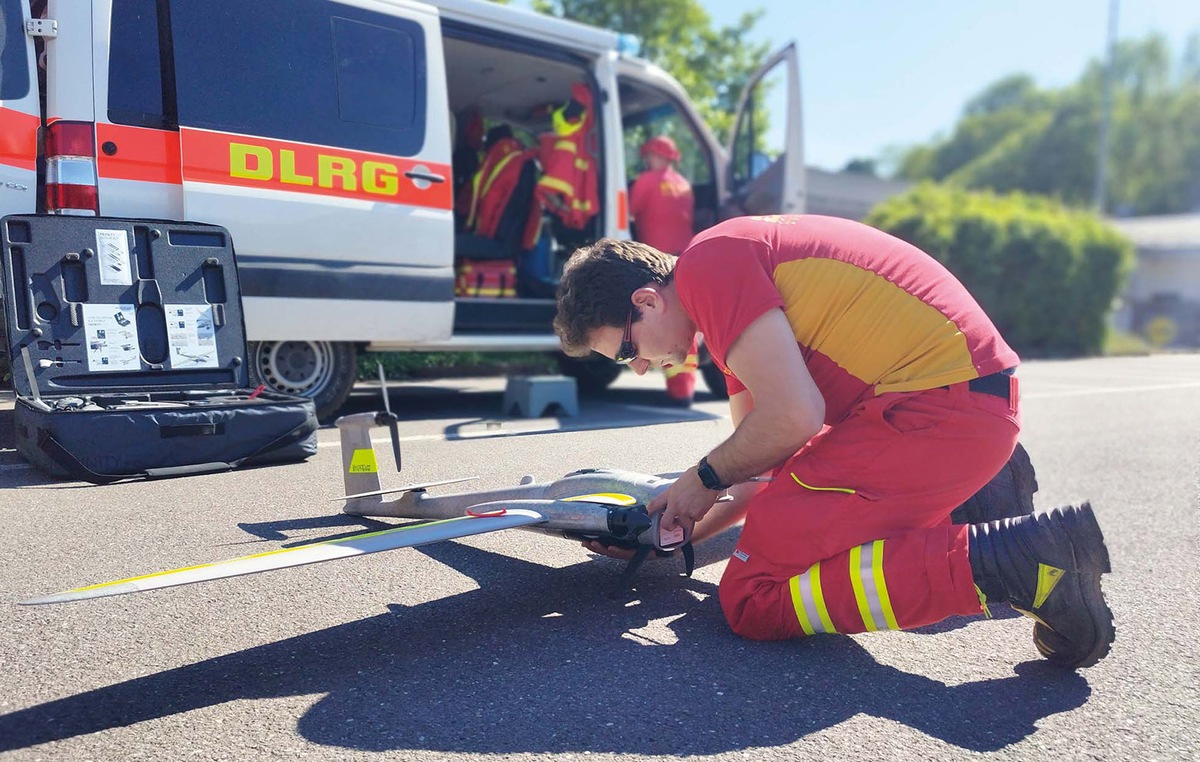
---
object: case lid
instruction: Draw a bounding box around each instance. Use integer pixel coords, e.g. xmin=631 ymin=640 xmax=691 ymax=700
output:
xmin=2 ymin=215 xmax=249 ymax=397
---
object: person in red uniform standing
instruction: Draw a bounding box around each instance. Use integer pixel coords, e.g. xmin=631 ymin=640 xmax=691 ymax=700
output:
xmin=553 ymin=215 xmax=1115 ymax=669
xmin=629 ymin=136 xmax=694 ymax=254
xmin=628 ymin=136 xmax=698 ymax=405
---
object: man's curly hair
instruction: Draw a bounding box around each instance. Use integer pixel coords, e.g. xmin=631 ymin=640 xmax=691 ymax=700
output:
xmin=554 ymin=238 xmax=677 ymax=357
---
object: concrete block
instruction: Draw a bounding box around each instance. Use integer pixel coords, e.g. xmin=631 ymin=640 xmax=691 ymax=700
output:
xmin=503 ymin=375 xmax=579 ymax=418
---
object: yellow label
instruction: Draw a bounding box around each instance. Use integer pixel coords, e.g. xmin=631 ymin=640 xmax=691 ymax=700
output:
xmin=1033 ymin=563 xmax=1065 ymax=608
xmin=348 ymin=448 xmax=378 ymax=474
xmin=562 ymin=493 xmax=637 ymax=506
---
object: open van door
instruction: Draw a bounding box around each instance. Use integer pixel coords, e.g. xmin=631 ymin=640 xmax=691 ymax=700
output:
xmin=0 ymin=0 xmax=41 ymax=217
xmin=723 ymin=43 xmax=805 ymax=217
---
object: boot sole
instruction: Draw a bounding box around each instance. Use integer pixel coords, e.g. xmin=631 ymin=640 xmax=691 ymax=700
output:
xmin=1038 ymin=502 xmax=1116 ymax=668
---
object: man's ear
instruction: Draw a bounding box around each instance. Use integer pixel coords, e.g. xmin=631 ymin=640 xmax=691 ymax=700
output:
xmin=631 ymin=286 xmax=661 ymax=312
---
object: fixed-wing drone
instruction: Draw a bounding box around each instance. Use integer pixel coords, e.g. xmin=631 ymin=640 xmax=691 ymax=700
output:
xmin=22 ymin=378 xmax=705 ymax=606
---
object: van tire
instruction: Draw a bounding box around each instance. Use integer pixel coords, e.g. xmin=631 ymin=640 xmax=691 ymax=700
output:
xmin=697 ymin=338 xmax=729 ymax=399
xmin=556 ymin=353 xmax=622 ymax=394
xmin=698 ymin=361 xmax=730 ymax=399
xmin=248 ymin=340 xmax=357 ymax=422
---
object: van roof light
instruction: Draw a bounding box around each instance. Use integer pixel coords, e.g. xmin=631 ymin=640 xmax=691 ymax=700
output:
xmin=616 ymin=33 xmax=641 ymax=57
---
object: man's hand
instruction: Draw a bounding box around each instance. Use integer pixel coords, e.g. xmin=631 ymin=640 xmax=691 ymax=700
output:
xmin=649 ymin=465 xmax=720 ymax=536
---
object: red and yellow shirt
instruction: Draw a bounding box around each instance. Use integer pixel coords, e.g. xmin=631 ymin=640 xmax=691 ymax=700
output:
xmin=630 ymin=166 xmax=695 ymax=255
xmin=675 ymin=215 xmax=1019 ymax=424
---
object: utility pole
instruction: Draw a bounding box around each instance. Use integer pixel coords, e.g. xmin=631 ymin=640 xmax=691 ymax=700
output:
xmin=1094 ymin=0 xmax=1119 ymax=214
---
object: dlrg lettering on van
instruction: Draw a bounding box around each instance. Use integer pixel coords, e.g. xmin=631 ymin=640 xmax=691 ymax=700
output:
xmin=1 ymin=0 xmax=802 ymax=418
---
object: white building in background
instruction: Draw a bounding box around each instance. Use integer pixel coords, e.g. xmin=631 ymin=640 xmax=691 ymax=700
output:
xmin=1110 ymin=213 xmax=1200 ymax=348
xmin=805 ymin=168 xmax=911 ymax=221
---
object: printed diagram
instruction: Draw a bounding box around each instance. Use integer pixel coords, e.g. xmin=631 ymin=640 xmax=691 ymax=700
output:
xmin=94 ymin=229 xmax=133 ymax=286
xmin=82 ymin=304 xmax=141 ymax=372
xmin=166 ymin=305 xmax=219 ymax=369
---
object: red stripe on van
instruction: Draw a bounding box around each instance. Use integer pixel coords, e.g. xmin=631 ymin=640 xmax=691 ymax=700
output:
xmin=0 ymin=108 xmax=39 ymax=171
xmin=96 ymin=124 xmax=183 ymax=184
xmin=180 ymin=128 xmax=453 ymax=210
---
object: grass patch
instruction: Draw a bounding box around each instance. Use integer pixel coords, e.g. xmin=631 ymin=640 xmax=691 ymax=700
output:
xmin=359 ymin=351 xmax=557 ymax=380
xmin=1103 ymin=329 xmax=1154 ymax=357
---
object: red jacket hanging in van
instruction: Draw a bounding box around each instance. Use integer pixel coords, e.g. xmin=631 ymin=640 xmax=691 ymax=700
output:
xmin=465 ymin=136 xmax=541 ymax=250
xmin=535 ymin=82 xmax=599 ymax=230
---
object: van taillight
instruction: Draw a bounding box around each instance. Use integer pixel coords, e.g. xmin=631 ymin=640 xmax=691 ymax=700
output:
xmin=45 ymin=121 xmax=99 ymax=216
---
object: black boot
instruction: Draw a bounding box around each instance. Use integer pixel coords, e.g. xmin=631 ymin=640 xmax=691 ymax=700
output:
xmin=950 ymin=443 xmax=1038 ymax=524
xmin=969 ymin=502 xmax=1115 ymax=669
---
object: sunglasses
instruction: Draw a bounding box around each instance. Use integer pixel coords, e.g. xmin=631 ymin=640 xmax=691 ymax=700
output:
xmin=615 ymin=309 xmax=638 ymax=365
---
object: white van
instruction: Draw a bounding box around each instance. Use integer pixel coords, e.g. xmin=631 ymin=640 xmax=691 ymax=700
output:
xmin=1 ymin=0 xmax=803 ymax=418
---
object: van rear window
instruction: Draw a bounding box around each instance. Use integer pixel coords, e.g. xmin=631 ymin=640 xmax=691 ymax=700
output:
xmin=108 ymin=0 xmax=169 ymax=128
xmin=0 ymin=0 xmax=31 ymax=100
xmin=170 ymin=0 xmax=427 ymax=157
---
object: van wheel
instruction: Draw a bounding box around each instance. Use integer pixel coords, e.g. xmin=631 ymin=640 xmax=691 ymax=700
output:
xmin=248 ymin=340 xmax=357 ymax=422
xmin=698 ymin=361 xmax=730 ymax=399
xmin=696 ymin=341 xmax=730 ymax=400
xmin=556 ymin=353 xmax=622 ymax=394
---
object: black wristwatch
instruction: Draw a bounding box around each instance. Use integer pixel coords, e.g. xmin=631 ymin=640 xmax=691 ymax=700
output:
xmin=696 ymin=456 xmax=731 ymax=491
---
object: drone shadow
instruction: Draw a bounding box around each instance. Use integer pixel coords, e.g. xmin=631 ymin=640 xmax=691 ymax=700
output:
xmin=0 ymin=537 xmax=1092 ymax=756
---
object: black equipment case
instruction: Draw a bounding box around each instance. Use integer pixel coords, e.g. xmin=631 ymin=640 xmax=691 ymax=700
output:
xmin=1 ymin=215 xmax=318 ymax=484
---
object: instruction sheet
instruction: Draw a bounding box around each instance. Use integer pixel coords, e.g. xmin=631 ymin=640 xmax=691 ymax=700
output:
xmin=83 ymin=304 xmax=141 ymax=372
xmin=95 ymin=229 xmax=133 ymax=286
xmin=165 ymin=304 xmax=219 ymax=369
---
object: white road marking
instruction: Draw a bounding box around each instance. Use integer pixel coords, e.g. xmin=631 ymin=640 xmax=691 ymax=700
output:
xmin=1023 ymin=381 xmax=1200 ymax=399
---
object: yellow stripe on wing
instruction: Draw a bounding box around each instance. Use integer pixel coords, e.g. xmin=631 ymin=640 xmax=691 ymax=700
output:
xmin=70 ymin=516 xmax=470 ymax=593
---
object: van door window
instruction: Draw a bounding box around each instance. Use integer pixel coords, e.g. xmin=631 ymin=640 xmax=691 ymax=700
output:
xmin=0 ymin=0 xmax=31 ymax=99
xmin=622 ymin=104 xmax=712 ymax=188
xmin=731 ymin=68 xmax=785 ymax=189
xmin=108 ymin=0 xmax=170 ymax=129
xmin=726 ymin=43 xmax=804 ymax=216
xmin=332 ymin=17 xmax=419 ymax=133
xmin=169 ymin=0 xmax=427 ymax=156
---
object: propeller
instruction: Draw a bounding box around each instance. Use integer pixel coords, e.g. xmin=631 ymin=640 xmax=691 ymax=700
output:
xmin=377 ymin=361 xmax=402 ymax=472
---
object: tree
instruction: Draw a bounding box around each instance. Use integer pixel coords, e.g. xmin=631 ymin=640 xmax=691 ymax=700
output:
xmin=894 ymin=34 xmax=1200 ymax=215
xmin=842 ymin=158 xmax=878 ymax=176
xmin=531 ymin=0 xmax=771 ymax=143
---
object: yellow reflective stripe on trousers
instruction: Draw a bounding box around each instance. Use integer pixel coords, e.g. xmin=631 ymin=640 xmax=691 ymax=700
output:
xmin=849 ymin=540 xmax=900 ymax=632
xmin=788 ymin=561 xmax=837 ymax=636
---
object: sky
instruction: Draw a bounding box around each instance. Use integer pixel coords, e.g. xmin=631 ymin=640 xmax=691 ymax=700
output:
xmin=700 ymin=0 xmax=1199 ymax=171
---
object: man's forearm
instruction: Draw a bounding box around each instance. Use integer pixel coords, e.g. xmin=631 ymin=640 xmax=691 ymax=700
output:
xmin=706 ymin=406 xmax=818 ymax=487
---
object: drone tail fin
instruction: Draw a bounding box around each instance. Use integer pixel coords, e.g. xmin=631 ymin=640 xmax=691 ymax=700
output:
xmin=335 ymin=412 xmax=385 ymax=506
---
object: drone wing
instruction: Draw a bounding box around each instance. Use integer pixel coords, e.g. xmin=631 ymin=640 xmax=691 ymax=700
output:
xmin=21 ymin=509 xmax=546 ymax=605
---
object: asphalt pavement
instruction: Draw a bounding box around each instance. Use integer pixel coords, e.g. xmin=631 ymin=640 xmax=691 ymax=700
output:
xmin=1 ymin=354 xmax=1198 ymax=761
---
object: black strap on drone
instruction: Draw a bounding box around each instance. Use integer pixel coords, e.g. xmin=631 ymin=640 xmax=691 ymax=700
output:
xmin=607 ymin=541 xmax=695 ymax=599
xmin=680 ymin=542 xmax=695 ymax=576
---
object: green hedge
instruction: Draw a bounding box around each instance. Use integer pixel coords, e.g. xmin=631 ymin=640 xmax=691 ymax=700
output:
xmin=358 ymin=351 xmax=557 ymax=380
xmin=866 ymin=184 xmax=1134 ymax=357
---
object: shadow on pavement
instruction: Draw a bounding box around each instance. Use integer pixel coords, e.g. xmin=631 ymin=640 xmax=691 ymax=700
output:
xmin=0 ymin=541 xmax=1091 ymax=756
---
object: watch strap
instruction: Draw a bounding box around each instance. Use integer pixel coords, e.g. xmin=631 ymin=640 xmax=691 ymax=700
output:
xmin=697 ymin=456 xmax=730 ymax=491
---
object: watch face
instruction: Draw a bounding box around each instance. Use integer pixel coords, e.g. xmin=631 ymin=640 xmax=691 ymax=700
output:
xmin=698 ymin=459 xmax=724 ymax=490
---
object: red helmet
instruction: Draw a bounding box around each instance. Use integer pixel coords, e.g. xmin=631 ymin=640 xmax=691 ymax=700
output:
xmin=640 ymin=135 xmax=681 ymax=162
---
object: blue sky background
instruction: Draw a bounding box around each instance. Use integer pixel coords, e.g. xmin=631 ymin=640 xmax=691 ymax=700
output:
xmin=704 ymin=0 xmax=1198 ymax=170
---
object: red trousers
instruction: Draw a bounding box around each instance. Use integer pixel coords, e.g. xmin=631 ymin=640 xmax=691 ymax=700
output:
xmin=719 ymin=379 xmax=1020 ymax=640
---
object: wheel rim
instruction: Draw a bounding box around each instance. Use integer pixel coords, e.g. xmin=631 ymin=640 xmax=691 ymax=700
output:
xmin=253 ymin=340 xmax=336 ymax=398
